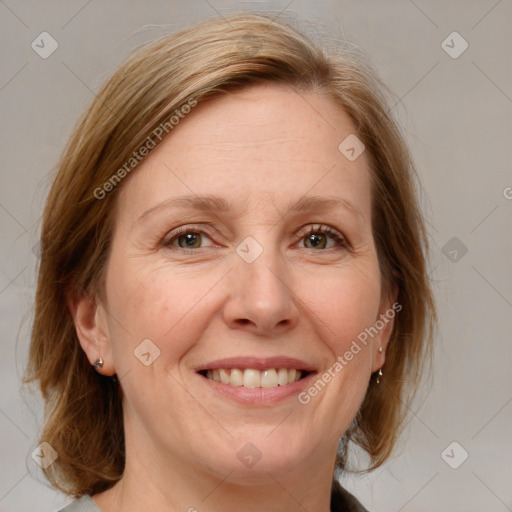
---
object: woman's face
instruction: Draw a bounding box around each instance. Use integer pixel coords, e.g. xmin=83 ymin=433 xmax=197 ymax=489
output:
xmin=91 ymin=83 xmax=394 ymax=481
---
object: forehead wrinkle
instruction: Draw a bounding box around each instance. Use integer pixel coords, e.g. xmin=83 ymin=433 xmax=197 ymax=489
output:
xmin=190 ymin=136 xmax=319 ymax=149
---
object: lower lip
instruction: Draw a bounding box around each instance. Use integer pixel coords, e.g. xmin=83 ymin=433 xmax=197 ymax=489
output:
xmin=198 ymin=372 xmax=317 ymax=405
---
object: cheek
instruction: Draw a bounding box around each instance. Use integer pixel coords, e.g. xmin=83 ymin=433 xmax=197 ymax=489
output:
xmin=105 ymin=258 xmax=219 ymax=368
xmin=298 ymin=268 xmax=381 ymax=434
xmin=300 ymin=261 xmax=382 ymax=354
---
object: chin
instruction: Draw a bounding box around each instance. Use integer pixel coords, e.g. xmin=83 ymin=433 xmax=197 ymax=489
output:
xmin=199 ymin=430 xmax=313 ymax=481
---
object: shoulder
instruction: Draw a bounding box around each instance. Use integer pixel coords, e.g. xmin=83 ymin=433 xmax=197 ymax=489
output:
xmin=56 ymin=495 xmax=102 ymax=512
xmin=331 ymin=479 xmax=370 ymax=512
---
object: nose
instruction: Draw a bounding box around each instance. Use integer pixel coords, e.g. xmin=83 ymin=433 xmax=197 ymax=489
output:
xmin=222 ymin=242 xmax=300 ymax=336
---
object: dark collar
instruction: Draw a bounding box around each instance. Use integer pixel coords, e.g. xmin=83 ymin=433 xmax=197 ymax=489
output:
xmin=330 ymin=480 xmax=370 ymax=512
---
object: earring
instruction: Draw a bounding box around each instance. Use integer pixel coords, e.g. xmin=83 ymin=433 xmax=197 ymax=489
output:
xmin=378 ymin=346 xmax=383 ymax=353
xmin=93 ymin=357 xmax=104 ymax=369
xmin=376 ymin=368 xmax=383 ymax=384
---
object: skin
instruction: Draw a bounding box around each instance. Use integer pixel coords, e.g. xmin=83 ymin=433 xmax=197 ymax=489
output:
xmin=70 ymin=83 xmax=395 ymax=512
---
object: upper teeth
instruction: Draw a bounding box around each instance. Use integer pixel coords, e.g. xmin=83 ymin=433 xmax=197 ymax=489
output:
xmin=205 ymin=368 xmax=302 ymax=388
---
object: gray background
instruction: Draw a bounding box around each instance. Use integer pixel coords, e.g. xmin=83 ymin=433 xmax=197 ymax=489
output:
xmin=1 ymin=1 xmax=511 ymax=511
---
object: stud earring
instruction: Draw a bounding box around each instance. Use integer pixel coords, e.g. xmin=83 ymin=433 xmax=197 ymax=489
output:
xmin=378 ymin=346 xmax=383 ymax=353
xmin=92 ymin=357 xmax=103 ymax=369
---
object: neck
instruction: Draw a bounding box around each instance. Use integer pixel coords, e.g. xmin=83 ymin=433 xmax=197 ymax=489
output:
xmin=92 ymin=429 xmax=337 ymax=512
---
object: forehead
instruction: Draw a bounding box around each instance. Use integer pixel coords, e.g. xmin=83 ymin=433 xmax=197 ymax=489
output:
xmin=115 ymin=83 xmax=372 ymax=226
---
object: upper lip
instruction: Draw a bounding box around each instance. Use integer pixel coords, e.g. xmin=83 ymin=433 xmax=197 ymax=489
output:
xmin=195 ymin=356 xmax=316 ymax=372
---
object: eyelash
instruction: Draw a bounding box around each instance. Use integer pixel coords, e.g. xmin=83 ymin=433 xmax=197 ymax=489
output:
xmin=162 ymin=224 xmax=348 ymax=253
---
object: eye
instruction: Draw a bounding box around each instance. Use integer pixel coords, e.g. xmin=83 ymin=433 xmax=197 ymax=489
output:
xmin=163 ymin=226 xmax=215 ymax=252
xmin=162 ymin=223 xmax=348 ymax=253
xmin=299 ymin=224 xmax=347 ymax=250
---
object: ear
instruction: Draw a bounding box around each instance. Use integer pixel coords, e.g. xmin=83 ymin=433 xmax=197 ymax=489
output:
xmin=371 ymin=281 xmax=400 ymax=373
xmin=67 ymin=288 xmax=116 ymax=376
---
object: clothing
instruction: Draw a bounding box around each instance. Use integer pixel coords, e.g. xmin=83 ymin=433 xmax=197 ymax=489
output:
xmin=57 ymin=495 xmax=100 ymax=512
xmin=56 ymin=480 xmax=369 ymax=512
xmin=331 ymin=479 xmax=370 ymax=512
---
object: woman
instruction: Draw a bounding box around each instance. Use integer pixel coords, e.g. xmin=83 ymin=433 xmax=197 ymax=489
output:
xmin=25 ymin=11 xmax=436 ymax=512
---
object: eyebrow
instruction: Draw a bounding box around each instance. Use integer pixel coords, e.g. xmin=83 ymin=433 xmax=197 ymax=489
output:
xmin=284 ymin=194 xmax=362 ymax=219
xmin=133 ymin=193 xmax=363 ymax=228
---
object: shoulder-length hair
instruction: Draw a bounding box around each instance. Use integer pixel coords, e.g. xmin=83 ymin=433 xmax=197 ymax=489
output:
xmin=24 ymin=11 xmax=436 ymax=497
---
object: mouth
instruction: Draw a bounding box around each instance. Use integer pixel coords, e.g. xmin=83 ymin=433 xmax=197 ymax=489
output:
xmin=195 ymin=356 xmax=317 ymax=405
xmin=198 ymin=367 xmax=313 ymax=388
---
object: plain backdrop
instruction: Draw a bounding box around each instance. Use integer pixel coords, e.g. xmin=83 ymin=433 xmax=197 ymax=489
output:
xmin=1 ymin=1 xmax=511 ymax=511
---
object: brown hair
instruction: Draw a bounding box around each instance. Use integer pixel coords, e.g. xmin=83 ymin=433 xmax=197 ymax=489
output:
xmin=24 ymin=11 xmax=436 ymax=497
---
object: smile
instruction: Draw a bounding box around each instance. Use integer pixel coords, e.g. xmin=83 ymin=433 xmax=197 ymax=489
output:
xmin=195 ymin=356 xmax=317 ymax=404
xmin=201 ymin=368 xmax=308 ymax=388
